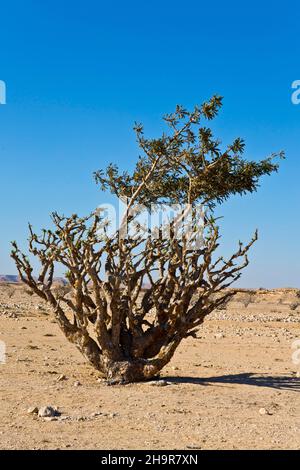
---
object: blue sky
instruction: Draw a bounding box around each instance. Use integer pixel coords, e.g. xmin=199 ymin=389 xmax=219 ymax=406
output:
xmin=0 ymin=0 xmax=299 ymax=287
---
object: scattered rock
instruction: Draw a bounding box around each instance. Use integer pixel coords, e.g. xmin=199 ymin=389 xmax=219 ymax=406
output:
xmin=149 ymin=380 xmax=170 ymax=387
xmin=90 ymin=412 xmax=103 ymax=418
xmin=73 ymin=381 xmax=81 ymax=387
xmin=27 ymin=406 xmax=38 ymax=415
xmin=76 ymin=416 xmax=87 ymax=422
xmin=259 ymin=408 xmax=271 ymax=416
xmin=59 ymin=416 xmax=70 ymax=421
xmin=38 ymin=406 xmax=60 ymax=418
xmin=214 ymin=333 xmax=224 ymax=339
xmin=56 ymin=374 xmax=67 ymax=382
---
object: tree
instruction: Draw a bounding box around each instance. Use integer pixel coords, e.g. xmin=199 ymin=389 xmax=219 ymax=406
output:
xmin=11 ymin=96 xmax=283 ymax=384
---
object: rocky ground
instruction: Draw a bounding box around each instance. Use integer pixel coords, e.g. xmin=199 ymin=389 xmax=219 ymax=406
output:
xmin=0 ymin=284 xmax=299 ymax=450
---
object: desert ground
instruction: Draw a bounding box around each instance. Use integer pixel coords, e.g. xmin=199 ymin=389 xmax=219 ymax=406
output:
xmin=0 ymin=284 xmax=299 ymax=450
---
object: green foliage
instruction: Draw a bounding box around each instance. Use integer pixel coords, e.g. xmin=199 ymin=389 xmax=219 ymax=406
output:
xmin=94 ymin=96 xmax=284 ymax=209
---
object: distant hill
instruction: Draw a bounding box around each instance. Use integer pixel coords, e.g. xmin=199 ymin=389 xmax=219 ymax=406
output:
xmin=0 ymin=275 xmax=67 ymax=285
xmin=0 ymin=275 xmax=20 ymax=283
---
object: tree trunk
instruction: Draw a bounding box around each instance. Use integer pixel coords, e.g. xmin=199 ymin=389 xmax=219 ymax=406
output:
xmin=104 ymin=359 xmax=159 ymax=384
xmin=101 ymin=334 xmax=184 ymax=384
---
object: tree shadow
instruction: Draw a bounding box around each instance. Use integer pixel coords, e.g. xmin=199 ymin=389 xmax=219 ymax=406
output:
xmin=165 ymin=372 xmax=300 ymax=391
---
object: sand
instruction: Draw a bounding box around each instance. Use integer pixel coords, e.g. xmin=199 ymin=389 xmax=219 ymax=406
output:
xmin=0 ymin=284 xmax=299 ymax=450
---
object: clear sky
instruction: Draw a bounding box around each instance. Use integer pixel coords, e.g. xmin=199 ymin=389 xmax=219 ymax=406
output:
xmin=0 ymin=0 xmax=299 ymax=287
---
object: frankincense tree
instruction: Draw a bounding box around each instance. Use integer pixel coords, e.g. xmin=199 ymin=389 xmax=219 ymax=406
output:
xmin=11 ymin=96 xmax=283 ymax=383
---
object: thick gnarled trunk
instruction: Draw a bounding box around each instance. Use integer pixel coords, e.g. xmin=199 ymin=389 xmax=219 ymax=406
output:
xmin=84 ymin=333 xmax=183 ymax=384
xmin=104 ymin=360 xmax=157 ymax=384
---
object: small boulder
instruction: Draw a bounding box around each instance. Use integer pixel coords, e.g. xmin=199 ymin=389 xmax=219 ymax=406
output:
xmin=38 ymin=406 xmax=60 ymax=418
xmin=149 ymin=380 xmax=170 ymax=387
xmin=27 ymin=406 xmax=38 ymax=415
xmin=259 ymin=407 xmax=271 ymax=416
